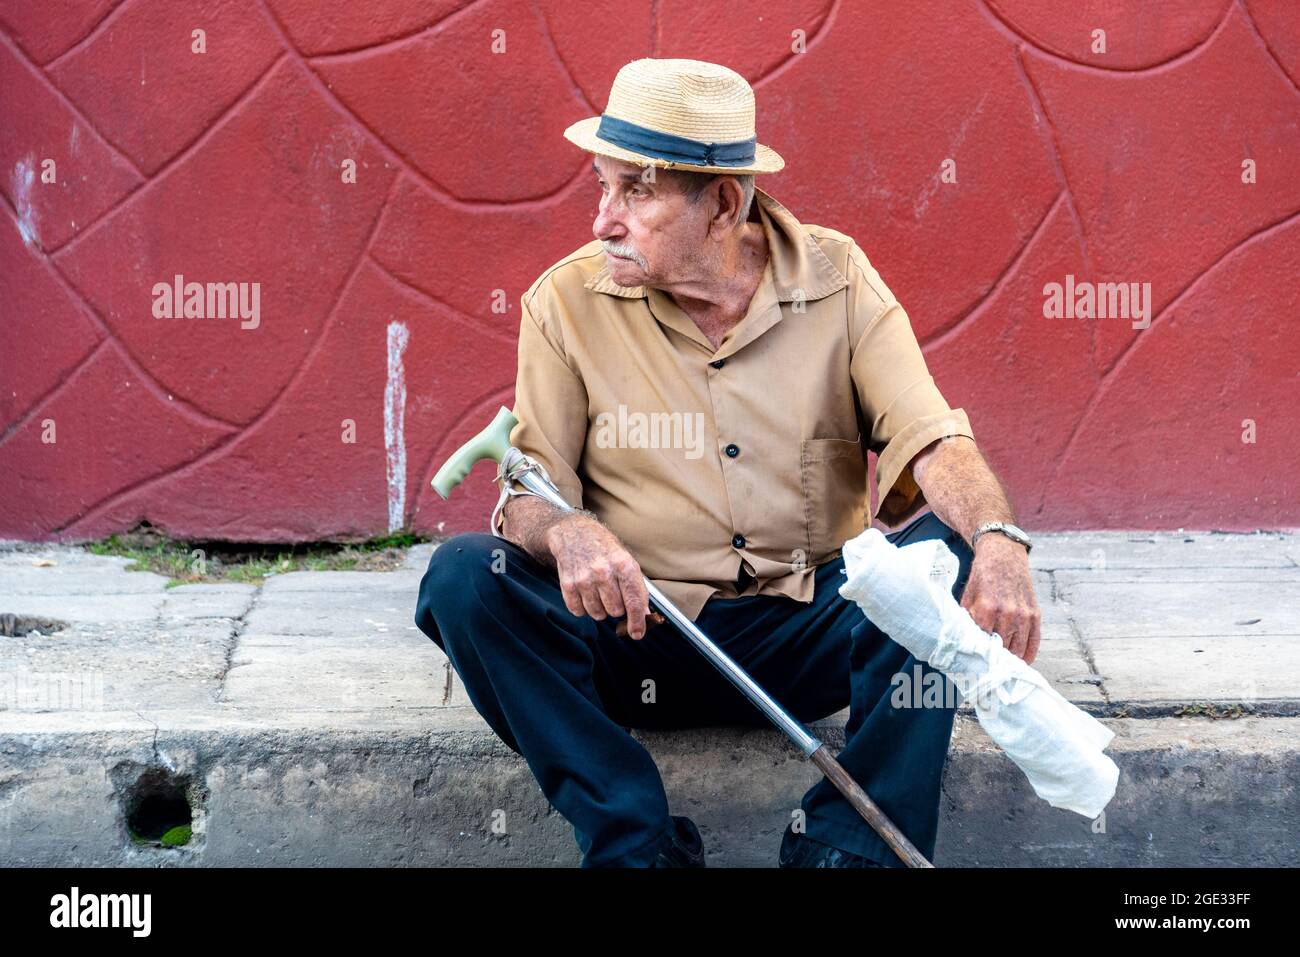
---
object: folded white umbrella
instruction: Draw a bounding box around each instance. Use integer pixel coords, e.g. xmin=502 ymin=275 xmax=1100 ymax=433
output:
xmin=838 ymin=527 xmax=1119 ymax=819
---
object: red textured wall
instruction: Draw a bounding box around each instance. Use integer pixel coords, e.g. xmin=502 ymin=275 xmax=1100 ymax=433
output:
xmin=2 ymin=0 xmax=1298 ymax=541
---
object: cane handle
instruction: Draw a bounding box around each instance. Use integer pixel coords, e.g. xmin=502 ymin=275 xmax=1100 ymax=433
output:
xmin=431 ymin=406 xmax=518 ymax=499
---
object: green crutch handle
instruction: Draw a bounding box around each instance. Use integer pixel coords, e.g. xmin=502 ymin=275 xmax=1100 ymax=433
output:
xmin=431 ymin=406 xmax=518 ymax=500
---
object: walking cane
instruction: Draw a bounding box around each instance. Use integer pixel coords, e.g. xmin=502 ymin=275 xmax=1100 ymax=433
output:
xmin=431 ymin=406 xmax=933 ymax=868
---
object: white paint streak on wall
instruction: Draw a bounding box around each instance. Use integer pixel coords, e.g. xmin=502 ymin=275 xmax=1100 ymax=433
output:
xmin=385 ymin=321 xmax=411 ymax=532
xmin=11 ymin=157 xmax=39 ymax=248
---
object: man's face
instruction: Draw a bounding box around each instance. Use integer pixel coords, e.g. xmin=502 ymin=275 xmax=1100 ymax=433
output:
xmin=590 ymin=155 xmax=713 ymax=288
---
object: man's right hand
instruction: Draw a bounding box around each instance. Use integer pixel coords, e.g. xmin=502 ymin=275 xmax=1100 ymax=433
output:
xmin=545 ymin=512 xmax=651 ymax=639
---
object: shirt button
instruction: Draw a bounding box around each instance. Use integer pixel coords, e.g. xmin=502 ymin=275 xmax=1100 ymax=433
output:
xmin=725 ymin=443 xmax=740 ymax=458
xmin=709 ymin=359 xmax=726 ymax=369
xmin=732 ymin=533 xmax=746 ymax=549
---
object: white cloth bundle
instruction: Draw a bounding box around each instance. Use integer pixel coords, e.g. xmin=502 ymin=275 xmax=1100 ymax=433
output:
xmin=838 ymin=527 xmax=1118 ymax=818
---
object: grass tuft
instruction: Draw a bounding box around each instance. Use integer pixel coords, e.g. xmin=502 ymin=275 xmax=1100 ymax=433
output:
xmin=87 ymin=524 xmax=432 ymax=586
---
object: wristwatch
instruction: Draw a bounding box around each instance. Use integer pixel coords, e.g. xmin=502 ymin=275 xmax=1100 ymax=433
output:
xmin=972 ymin=521 xmax=1033 ymax=553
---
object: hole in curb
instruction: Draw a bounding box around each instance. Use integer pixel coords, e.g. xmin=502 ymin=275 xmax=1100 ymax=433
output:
xmin=122 ymin=767 xmax=194 ymax=849
xmin=0 ymin=614 xmax=68 ymax=637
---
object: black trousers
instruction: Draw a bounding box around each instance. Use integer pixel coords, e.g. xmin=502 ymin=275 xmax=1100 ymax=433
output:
xmin=414 ymin=511 xmax=973 ymax=867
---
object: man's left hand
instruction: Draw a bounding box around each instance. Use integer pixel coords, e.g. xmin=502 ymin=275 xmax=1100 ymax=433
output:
xmin=959 ymin=535 xmax=1041 ymax=664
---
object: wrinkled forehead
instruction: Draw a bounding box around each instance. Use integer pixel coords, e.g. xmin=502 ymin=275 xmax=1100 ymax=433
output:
xmin=592 ymin=156 xmax=654 ymax=181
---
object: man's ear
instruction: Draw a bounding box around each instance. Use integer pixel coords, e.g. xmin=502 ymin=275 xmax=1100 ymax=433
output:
xmin=708 ymin=176 xmax=743 ymax=235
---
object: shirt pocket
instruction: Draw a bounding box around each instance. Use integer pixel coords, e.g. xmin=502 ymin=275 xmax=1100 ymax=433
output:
xmin=799 ymin=435 xmax=868 ymax=562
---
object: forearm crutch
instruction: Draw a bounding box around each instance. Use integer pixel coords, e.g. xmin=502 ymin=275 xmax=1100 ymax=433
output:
xmin=432 ymin=406 xmax=933 ymax=868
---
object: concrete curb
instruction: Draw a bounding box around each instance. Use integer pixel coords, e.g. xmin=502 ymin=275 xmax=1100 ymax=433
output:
xmin=2 ymin=532 xmax=1297 ymax=866
xmin=1 ymin=709 xmax=1294 ymax=866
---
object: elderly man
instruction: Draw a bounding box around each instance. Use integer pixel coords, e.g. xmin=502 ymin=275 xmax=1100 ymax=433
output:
xmin=415 ymin=58 xmax=1040 ymax=868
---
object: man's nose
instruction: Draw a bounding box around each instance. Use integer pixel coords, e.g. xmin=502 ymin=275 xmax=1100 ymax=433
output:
xmin=592 ymin=195 xmax=622 ymax=242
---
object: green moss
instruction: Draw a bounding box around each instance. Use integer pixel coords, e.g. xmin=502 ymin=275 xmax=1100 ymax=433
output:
xmin=128 ymin=825 xmax=192 ymax=847
xmin=83 ymin=525 xmax=432 ymax=586
xmin=160 ymin=825 xmax=192 ymax=847
xmin=358 ymin=531 xmax=426 ymax=550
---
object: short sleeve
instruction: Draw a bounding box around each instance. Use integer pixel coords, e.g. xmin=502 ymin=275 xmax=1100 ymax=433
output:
xmin=492 ymin=293 xmax=588 ymax=535
xmin=846 ymin=244 xmax=975 ymax=527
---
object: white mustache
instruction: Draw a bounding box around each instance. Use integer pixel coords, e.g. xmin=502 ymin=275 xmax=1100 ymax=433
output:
xmin=602 ymin=241 xmax=645 ymax=267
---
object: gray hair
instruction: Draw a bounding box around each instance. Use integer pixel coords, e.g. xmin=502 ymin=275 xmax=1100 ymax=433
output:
xmin=666 ymin=169 xmax=755 ymax=228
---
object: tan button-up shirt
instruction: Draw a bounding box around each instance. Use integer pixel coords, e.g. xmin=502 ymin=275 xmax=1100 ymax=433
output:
xmin=494 ymin=185 xmax=974 ymax=621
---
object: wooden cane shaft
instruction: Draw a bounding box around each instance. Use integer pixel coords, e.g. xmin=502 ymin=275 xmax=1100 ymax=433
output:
xmin=808 ymin=745 xmax=934 ymax=868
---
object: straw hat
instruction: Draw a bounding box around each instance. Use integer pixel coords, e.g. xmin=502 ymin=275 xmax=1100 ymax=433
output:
xmin=563 ymin=58 xmax=784 ymax=175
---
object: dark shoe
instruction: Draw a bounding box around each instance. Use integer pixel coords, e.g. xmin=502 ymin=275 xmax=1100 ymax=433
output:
xmin=649 ymin=815 xmax=706 ymax=868
xmin=778 ymin=822 xmax=886 ymax=868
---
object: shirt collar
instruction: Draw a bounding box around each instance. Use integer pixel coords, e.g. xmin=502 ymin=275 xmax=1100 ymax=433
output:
xmin=581 ymin=185 xmax=849 ymax=303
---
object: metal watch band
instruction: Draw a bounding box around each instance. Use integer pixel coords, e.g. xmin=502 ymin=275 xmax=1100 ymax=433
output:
xmin=972 ymin=521 xmax=1032 ymax=552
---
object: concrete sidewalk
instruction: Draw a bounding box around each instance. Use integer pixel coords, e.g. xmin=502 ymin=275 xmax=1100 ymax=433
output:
xmin=1 ymin=531 xmax=1296 ymax=867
